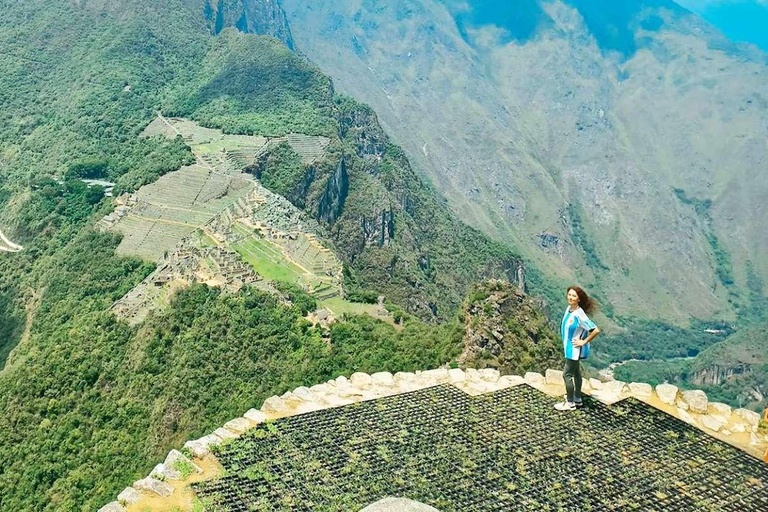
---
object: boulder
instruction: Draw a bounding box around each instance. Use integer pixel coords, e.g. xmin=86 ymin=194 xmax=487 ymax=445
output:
xmin=117 ymin=486 xmax=142 ymax=505
xmin=681 ymin=390 xmax=708 ymax=414
xmin=655 ymin=384 xmax=678 ymax=405
xmin=708 ymin=402 xmax=732 ymax=418
xmin=448 ymin=368 xmax=466 ymax=383
xmin=628 ymin=382 xmax=652 ymax=398
xmin=545 ymin=369 xmax=564 ymax=385
xmin=98 ymin=502 xmax=126 ymax=512
xmin=478 ymin=368 xmax=500 ymax=383
xmin=393 ymin=372 xmax=416 ymax=383
xmin=734 ymin=408 xmax=761 ymax=426
xmin=224 ymin=417 xmax=252 ymax=434
xmin=183 ymin=434 xmax=221 ymax=458
xmin=150 ymin=463 xmax=180 ymax=481
xmin=350 ymin=372 xmax=373 ymax=387
xmin=335 ymin=375 xmax=350 ymax=386
xmin=581 ymin=379 xmax=592 ymax=393
xmin=524 ymin=372 xmax=545 ymax=386
xmin=676 ymin=398 xmax=689 ymax=411
xmin=133 ymin=477 xmax=173 ymax=497
xmin=261 ymin=395 xmax=289 ymax=415
xmin=589 ymin=378 xmax=603 ymax=390
xmin=701 ymin=415 xmax=726 ymax=432
xmin=372 ymin=372 xmax=395 ymax=386
xmin=721 ymin=429 xmax=732 ymax=436
xmin=359 ymin=497 xmax=441 ymax=511
xmin=244 ymin=409 xmax=267 ymax=424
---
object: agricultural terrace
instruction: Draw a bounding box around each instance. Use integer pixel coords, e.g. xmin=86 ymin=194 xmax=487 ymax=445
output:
xmin=193 ymin=384 xmax=768 ymax=511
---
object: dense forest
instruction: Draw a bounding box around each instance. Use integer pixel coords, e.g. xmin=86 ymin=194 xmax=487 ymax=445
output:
xmin=0 ymin=1 xmax=548 ymax=509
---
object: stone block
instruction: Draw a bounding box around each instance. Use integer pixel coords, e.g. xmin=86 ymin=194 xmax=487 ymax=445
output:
xmin=677 ymin=408 xmax=696 ymax=425
xmin=721 ymin=429 xmax=732 ymax=436
xmin=602 ymin=380 xmax=628 ymax=396
xmin=701 ymin=415 xmax=726 ymax=432
xmin=732 ymin=423 xmax=747 ymax=433
xmin=499 ymin=375 xmax=525 ymax=387
xmin=676 ymin=398 xmax=689 ymax=411
xmin=655 ymin=383 xmax=678 ymax=405
xmin=183 ymin=434 xmax=220 ymax=458
xmin=681 ymin=390 xmax=708 ymax=414
xmin=420 ymin=368 xmax=450 ymax=384
xmin=360 ymin=497 xmax=440 ymax=512
xmin=464 ymin=368 xmax=480 ymax=380
xmin=150 ymin=463 xmax=180 ymax=481
xmin=581 ymin=379 xmax=592 ymax=393
xmin=448 ymin=368 xmax=466 ymax=383
xmin=98 ymin=502 xmax=126 ymax=512
xmin=589 ymin=378 xmax=603 ymax=390
xmin=261 ymin=395 xmax=289 ymax=414
xmin=708 ymin=402 xmax=732 ymax=418
xmin=224 ymin=417 xmax=252 ymax=434
xmin=393 ymin=372 xmax=416 ymax=383
xmin=628 ymin=382 xmax=652 ymax=398
xmin=310 ymin=383 xmax=331 ymax=394
xmin=734 ymin=408 xmax=761 ymax=426
xmin=545 ymin=369 xmax=564 ymax=385
xmin=213 ymin=427 xmax=238 ymax=441
xmin=478 ymin=368 xmax=500 ymax=383
xmin=244 ymin=409 xmax=267 ymax=424
xmin=524 ymin=372 xmax=545 ymax=386
xmin=133 ymin=477 xmax=173 ymax=497
xmin=335 ymin=375 xmax=350 ymax=386
xmin=350 ymin=372 xmax=373 ymax=387
xmin=292 ymin=386 xmax=319 ymax=402
xmin=371 ymin=372 xmax=395 ymax=386
xmin=117 ymin=486 xmax=142 ymax=505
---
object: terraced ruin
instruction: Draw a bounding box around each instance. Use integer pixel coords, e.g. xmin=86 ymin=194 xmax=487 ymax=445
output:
xmin=101 ymin=116 xmax=353 ymax=324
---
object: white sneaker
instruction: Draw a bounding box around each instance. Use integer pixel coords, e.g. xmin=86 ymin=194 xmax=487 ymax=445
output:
xmin=554 ymin=401 xmax=577 ymax=411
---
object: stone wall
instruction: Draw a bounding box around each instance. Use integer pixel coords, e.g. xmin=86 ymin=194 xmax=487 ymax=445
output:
xmin=99 ymin=368 xmax=768 ymax=511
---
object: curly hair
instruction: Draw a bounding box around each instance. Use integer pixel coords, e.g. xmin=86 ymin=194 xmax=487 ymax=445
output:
xmin=567 ymin=286 xmax=599 ymax=315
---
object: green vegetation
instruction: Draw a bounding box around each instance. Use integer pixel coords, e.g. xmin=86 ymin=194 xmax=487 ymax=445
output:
xmin=0 ymin=3 xmax=544 ymax=509
xmin=233 ymin=235 xmax=305 ymax=284
xmin=567 ymin=203 xmax=608 ymax=272
xmin=589 ymin=318 xmax=730 ymax=368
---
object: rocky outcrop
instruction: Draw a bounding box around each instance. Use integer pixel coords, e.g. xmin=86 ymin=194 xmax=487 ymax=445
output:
xmin=317 ymin=157 xmax=349 ymax=224
xmin=203 ymin=0 xmax=295 ymax=48
xmin=458 ymin=280 xmax=560 ymax=375
xmin=690 ymin=364 xmax=750 ymax=386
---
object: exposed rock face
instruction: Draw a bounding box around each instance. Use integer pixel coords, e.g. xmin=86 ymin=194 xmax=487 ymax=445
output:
xmin=203 ymin=0 xmax=294 ymax=48
xmin=690 ymin=364 xmax=750 ymax=386
xmin=317 ymin=157 xmax=349 ymax=224
xmin=459 ymin=280 xmax=560 ymax=375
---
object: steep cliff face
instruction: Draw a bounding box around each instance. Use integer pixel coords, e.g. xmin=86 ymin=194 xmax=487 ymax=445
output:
xmin=202 ymin=0 xmax=294 ymax=47
xmin=459 ymin=280 xmax=561 ymax=374
xmin=281 ymin=0 xmax=768 ymax=325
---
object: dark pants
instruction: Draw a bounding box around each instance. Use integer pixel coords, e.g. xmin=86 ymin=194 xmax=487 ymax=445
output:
xmin=563 ymin=359 xmax=582 ymax=404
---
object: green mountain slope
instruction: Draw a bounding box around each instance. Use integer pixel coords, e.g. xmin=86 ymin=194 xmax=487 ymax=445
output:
xmin=281 ymin=0 xmax=768 ymax=326
xmin=0 ymin=1 xmax=549 ymax=509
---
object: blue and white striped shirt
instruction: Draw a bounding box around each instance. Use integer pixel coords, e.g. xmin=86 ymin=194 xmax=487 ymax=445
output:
xmin=561 ymin=307 xmax=597 ymax=360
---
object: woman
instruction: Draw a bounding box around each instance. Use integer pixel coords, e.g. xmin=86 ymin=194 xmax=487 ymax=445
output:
xmin=554 ymin=286 xmax=601 ymax=411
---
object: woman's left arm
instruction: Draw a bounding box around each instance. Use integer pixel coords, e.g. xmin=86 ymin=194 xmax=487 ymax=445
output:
xmin=574 ymin=327 xmax=601 ymax=347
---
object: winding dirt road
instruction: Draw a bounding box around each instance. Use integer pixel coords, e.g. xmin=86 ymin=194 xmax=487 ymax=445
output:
xmin=0 ymin=228 xmax=23 ymax=252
